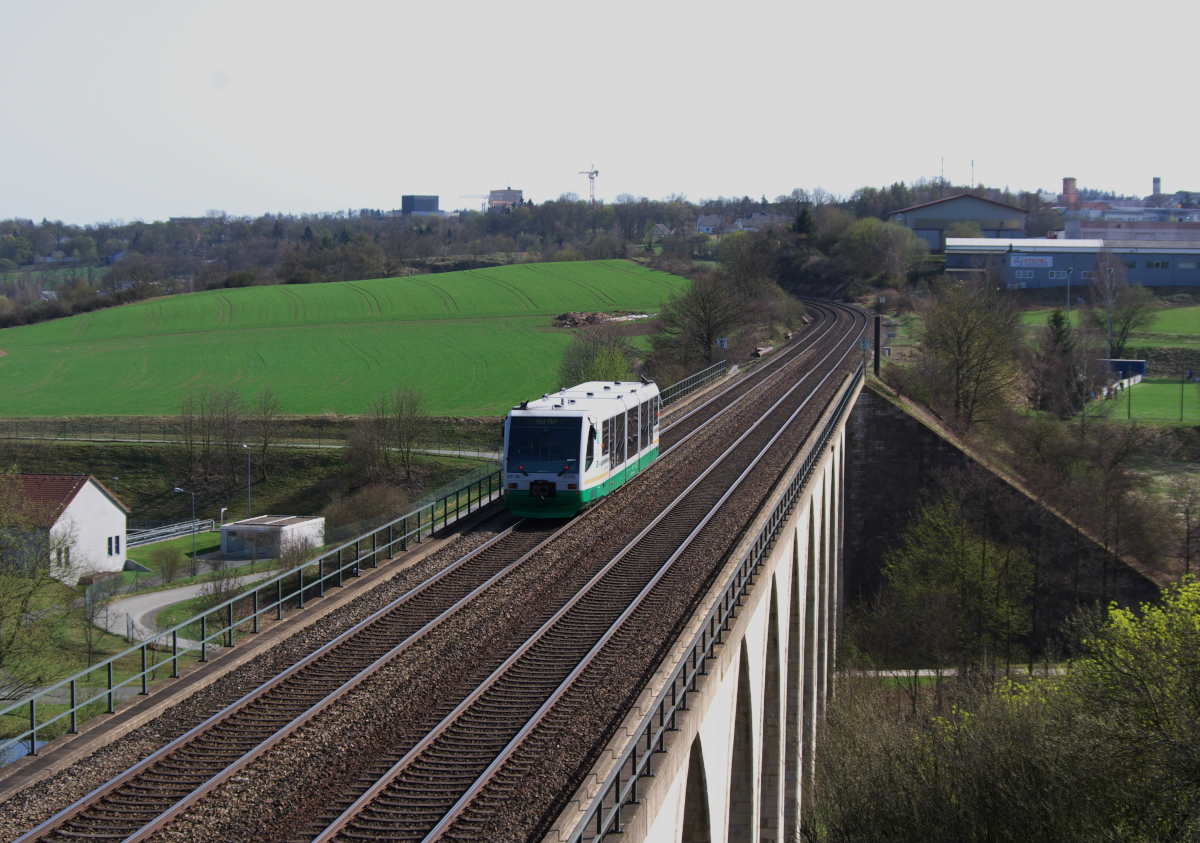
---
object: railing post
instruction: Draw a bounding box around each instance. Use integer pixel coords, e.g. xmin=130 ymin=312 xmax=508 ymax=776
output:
xmin=140 ymin=644 xmax=148 ymax=694
xmin=277 ymin=578 xmax=283 ymax=620
xmin=107 ymin=662 xmax=114 ymax=712
xmin=228 ymin=602 xmax=234 ymax=646
xmin=201 ymin=615 xmax=207 ymax=662
xmin=416 ymin=508 xmax=422 ymax=543
xmin=253 ymin=589 xmax=259 ymax=633
xmin=172 ymin=631 xmax=178 ymax=677
xmin=70 ymin=680 xmax=77 ymax=733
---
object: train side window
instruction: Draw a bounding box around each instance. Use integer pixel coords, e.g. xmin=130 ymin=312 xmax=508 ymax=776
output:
xmin=626 ymin=408 xmax=638 ymax=456
xmin=585 ymin=424 xmax=595 ymax=470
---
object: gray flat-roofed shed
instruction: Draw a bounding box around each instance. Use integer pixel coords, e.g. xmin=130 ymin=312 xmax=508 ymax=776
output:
xmin=890 ymin=194 xmax=1028 ymax=250
xmin=220 ymin=515 xmax=325 ymax=559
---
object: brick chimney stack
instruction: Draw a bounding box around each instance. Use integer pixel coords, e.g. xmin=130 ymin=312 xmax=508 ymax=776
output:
xmin=1062 ymin=177 xmax=1078 ymax=210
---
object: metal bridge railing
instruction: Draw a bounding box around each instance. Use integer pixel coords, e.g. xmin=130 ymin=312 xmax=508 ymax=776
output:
xmin=127 ymin=519 xmax=216 ymax=548
xmin=569 ymin=362 xmax=863 ymax=843
xmin=0 ymin=464 xmax=504 ymax=765
xmin=659 ymin=361 xmax=727 ymax=407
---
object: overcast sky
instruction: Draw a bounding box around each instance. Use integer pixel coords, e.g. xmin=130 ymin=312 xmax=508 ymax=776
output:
xmin=2 ymin=0 xmax=1194 ymax=225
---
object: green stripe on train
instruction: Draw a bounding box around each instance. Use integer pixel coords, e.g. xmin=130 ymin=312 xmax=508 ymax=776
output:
xmin=504 ymin=447 xmax=660 ymax=518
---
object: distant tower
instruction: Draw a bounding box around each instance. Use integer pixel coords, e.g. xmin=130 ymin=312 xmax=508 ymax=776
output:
xmin=1153 ymin=176 xmax=1162 ymax=195
xmin=1062 ymin=177 xmax=1078 ymax=210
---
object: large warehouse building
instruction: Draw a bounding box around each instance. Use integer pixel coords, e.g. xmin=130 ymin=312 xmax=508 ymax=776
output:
xmin=890 ymin=194 xmax=1028 ymax=249
xmin=946 ymin=238 xmax=1200 ymax=288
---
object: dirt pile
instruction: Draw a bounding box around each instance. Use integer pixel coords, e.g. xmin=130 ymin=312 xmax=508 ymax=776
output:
xmin=553 ymin=311 xmax=609 ymax=328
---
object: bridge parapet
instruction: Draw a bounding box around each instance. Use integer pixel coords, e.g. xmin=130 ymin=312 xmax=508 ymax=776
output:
xmin=548 ymin=363 xmax=863 ymax=843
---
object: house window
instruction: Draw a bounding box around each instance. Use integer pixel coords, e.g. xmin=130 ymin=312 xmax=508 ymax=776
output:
xmin=1146 ymin=260 xmax=1170 ymax=269
xmin=1015 ymin=270 xmax=1034 ymax=279
xmin=1124 ymin=261 xmax=1136 ymax=269
xmin=1180 ymin=261 xmax=1199 ymax=270
xmin=1082 ymin=271 xmax=1097 ymax=280
xmin=107 ymin=537 xmax=113 ymax=557
xmin=1049 ymin=271 xmax=1067 ymax=279
xmin=115 ymin=535 xmax=120 ymax=555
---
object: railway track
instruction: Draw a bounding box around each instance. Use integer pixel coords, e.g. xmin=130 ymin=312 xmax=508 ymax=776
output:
xmin=17 ymin=522 xmax=569 ymax=843
xmin=659 ymin=298 xmax=840 ymax=448
xmin=299 ymin=303 xmax=865 ymax=843
xmin=13 ymin=301 xmax=866 ymax=843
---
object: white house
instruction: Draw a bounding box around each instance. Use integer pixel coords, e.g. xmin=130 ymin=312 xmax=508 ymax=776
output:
xmin=16 ymin=474 xmax=130 ymax=584
xmin=696 ymin=214 xmax=722 ymax=234
xmin=220 ymin=515 xmax=325 ymax=559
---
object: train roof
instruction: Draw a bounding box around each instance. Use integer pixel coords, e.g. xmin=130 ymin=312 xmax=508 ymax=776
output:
xmin=511 ymin=380 xmax=659 ymax=414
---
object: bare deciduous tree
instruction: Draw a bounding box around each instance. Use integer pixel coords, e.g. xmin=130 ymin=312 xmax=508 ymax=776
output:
xmin=249 ymin=386 xmax=286 ymax=481
xmin=391 ymin=386 xmax=426 ymax=481
xmin=558 ymin=324 xmax=639 ymax=386
xmin=651 ymin=273 xmax=748 ymax=366
xmin=1086 ymin=249 xmax=1159 ymax=360
xmin=918 ymin=270 xmax=1023 ymax=429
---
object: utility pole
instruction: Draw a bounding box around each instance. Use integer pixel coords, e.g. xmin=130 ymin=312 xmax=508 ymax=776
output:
xmin=873 ymin=315 xmax=881 ymax=376
xmin=1067 ymin=267 xmax=1073 ymax=323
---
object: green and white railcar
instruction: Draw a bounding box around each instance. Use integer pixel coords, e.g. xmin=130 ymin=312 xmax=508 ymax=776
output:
xmin=502 ymin=380 xmax=661 ymax=518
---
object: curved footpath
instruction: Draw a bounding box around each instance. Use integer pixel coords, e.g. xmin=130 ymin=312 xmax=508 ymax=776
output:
xmin=98 ymin=572 xmax=274 ymax=649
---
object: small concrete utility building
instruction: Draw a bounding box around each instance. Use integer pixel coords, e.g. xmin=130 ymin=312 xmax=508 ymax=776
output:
xmin=12 ymin=474 xmax=130 ymax=583
xmin=890 ymin=194 xmax=1028 ymax=249
xmin=219 ymin=515 xmax=325 ymax=559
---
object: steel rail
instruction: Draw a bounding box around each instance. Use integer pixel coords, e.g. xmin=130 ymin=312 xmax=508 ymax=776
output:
xmin=306 ymin=303 xmax=864 ymax=843
xmin=660 ymin=302 xmax=836 ymax=439
xmin=572 ymin=303 xmax=866 ymax=843
xmin=15 ymin=520 xmax=570 ymax=843
xmin=425 ymin=302 xmax=866 ymax=842
xmin=14 ymin=303 xmax=860 ymax=843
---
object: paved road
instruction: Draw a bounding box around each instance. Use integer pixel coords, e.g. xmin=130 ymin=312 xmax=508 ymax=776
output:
xmin=99 ymin=572 xmax=274 ymax=649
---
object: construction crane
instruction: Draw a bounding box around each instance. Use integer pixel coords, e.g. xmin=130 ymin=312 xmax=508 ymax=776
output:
xmin=579 ymin=166 xmax=599 ymax=206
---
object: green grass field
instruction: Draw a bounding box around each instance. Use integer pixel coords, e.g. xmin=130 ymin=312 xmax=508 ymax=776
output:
xmin=0 ymin=261 xmax=686 ymax=417
xmin=1022 ymin=306 xmax=1200 ymax=345
xmin=1114 ymin=377 xmax=1200 ymax=422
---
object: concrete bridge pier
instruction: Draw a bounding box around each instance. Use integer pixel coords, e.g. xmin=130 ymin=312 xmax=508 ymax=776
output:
xmin=549 ymin=373 xmax=858 ymax=843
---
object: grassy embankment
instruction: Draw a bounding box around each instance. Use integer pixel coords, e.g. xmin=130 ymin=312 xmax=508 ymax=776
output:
xmin=0 ymin=261 xmax=687 ymax=418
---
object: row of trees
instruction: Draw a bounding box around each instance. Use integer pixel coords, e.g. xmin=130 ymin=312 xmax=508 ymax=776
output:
xmin=0 ymin=174 xmax=1059 ymax=330
xmin=177 ymin=386 xmax=287 ymax=482
xmin=885 ymin=268 xmax=1196 ymax=587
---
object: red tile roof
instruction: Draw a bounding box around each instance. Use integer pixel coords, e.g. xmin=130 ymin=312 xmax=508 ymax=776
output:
xmin=8 ymin=474 xmax=130 ymax=525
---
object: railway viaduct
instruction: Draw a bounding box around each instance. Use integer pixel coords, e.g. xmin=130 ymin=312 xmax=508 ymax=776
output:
xmin=2 ymin=302 xmax=873 ymax=843
xmin=549 ymin=367 xmax=861 ymax=843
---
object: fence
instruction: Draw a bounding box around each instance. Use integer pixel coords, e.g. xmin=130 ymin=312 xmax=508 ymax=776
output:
xmin=0 ymin=464 xmax=504 ymax=765
xmin=0 ymin=418 xmax=499 ymax=458
xmin=127 ymin=519 xmax=215 ymax=548
xmin=659 ymin=361 xmax=727 ymax=407
xmin=569 ymin=363 xmax=862 ymax=843
xmin=0 ymin=365 xmax=734 ymax=764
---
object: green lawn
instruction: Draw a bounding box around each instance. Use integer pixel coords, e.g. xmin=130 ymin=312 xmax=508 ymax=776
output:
xmin=1113 ymin=377 xmax=1200 ymax=422
xmin=0 ymin=261 xmax=686 ymax=418
xmin=1022 ymin=305 xmax=1200 ymax=345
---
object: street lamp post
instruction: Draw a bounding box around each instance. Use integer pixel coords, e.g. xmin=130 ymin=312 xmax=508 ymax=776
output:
xmin=1107 ymin=267 xmax=1114 ymax=365
xmin=1067 ymin=268 xmax=1073 ymax=323
xmin=173 ymin=487 xmax=195 ymax=575
xmin=112 ymin=476 xmax=118 ymax=495
xmin=241 ymin=444 xmax=250 ymax=519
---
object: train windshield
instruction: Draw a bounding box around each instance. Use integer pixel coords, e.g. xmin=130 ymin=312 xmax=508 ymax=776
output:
xmin=507 ymin=416 xmax=582 ymax=474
